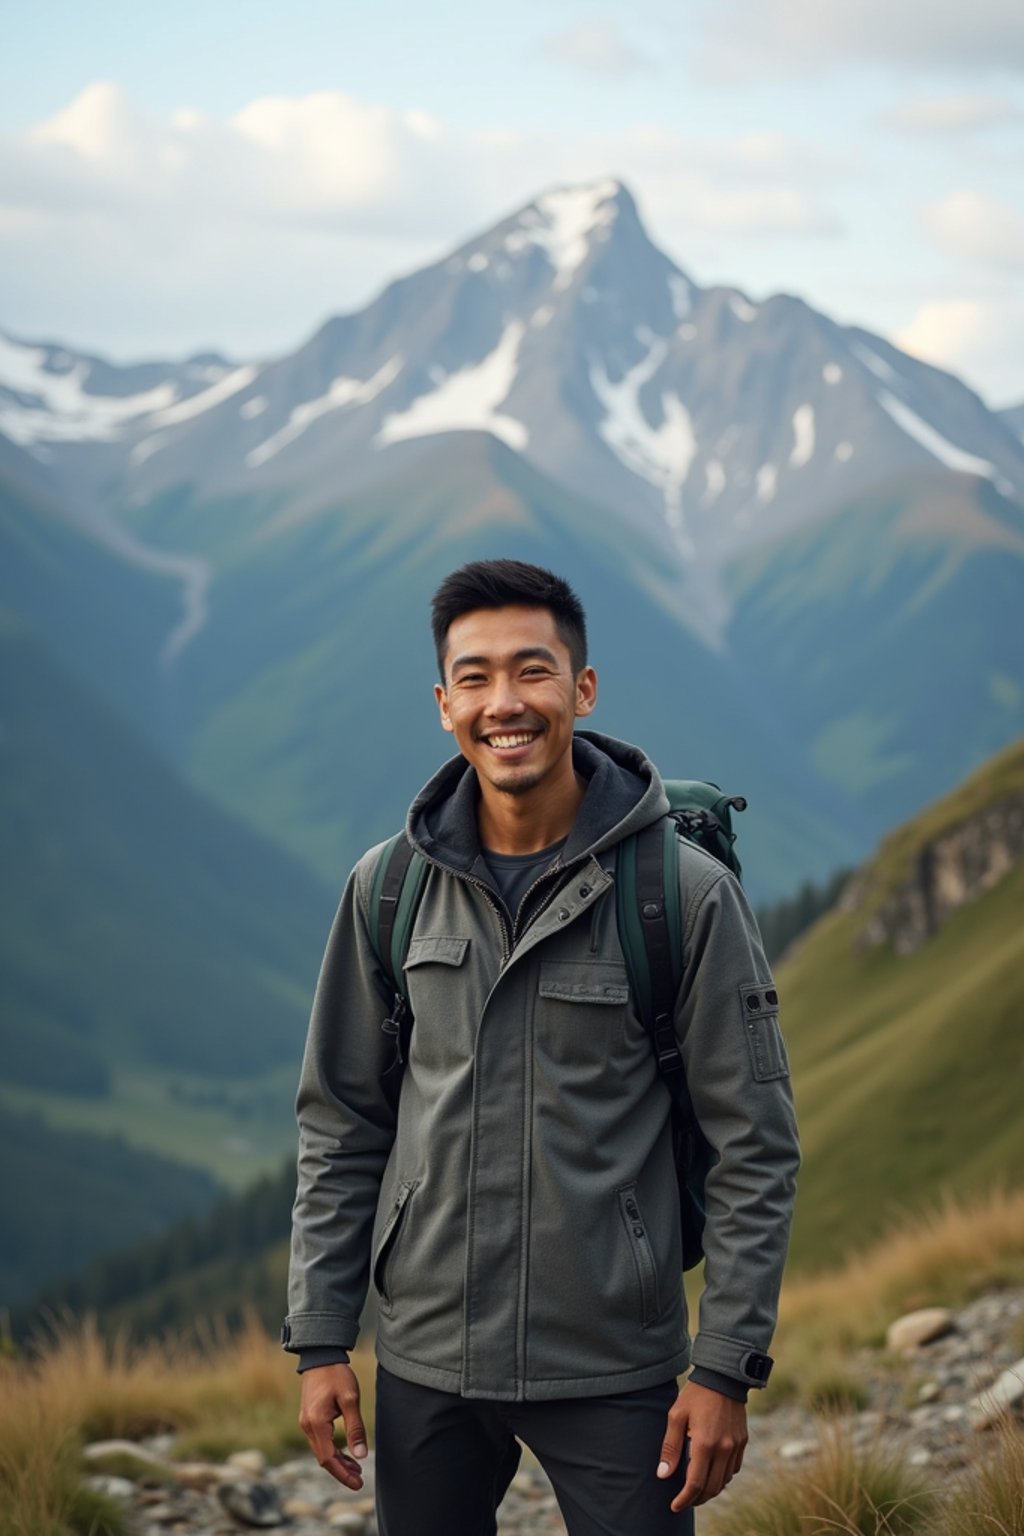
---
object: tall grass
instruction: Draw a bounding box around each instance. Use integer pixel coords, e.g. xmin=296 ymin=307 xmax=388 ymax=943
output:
xmin=768 ymin=1185 xmax=1024 ymax=1401
xmin=707 ymin=1431 xmax=936 ymax=1536
xmin=0 ymin=1313 xmax=374 ymax=1536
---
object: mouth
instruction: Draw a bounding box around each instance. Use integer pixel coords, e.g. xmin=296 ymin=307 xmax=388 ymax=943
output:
xmin=479 ymin=729 xmax=541 ymax=754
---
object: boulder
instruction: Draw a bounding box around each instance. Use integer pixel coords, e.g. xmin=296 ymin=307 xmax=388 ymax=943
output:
xmin=968 ymin=1356 xmax=1024 ymax=1429
xmin=228 ymin=1448 xmax=269 ymax=1476
xmin=217 ymin=1477 xmax=285 ymax=1527
xmin=885 ymin=1307 xmax=954 ymax=1351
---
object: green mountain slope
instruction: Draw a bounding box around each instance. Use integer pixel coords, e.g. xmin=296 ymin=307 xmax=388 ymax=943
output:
xmin=140 ymin=434 xmax=862 ymax=901
xmin=725 ymin=468 xmax=1024 ymax=846
xmin=779 ymin=736 xmax=1024 ymax=1270
xmin=0 ymin=453 xmax=180 ymax=747
xmin=0 ymin=1102 xmax=218 ymax=1307
xmin=0 ymin=610 xmax=332 ymax=1095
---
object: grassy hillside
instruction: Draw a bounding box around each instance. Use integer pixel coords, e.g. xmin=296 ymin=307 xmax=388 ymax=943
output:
xmin=778 ymin=737 xmax=1024 ymax=1269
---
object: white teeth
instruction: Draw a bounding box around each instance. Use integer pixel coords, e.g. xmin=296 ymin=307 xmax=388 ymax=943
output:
xmin=488 ymin=733 xmax=536 ymax=749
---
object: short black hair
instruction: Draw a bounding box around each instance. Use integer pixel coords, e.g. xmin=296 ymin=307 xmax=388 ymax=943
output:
xmin=431 ymin=559 xmax=588 ymax=680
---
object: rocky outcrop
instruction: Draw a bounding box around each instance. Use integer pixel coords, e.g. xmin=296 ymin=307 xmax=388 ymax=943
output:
xmin=843 ymin=792 xmax=1024 ymax=955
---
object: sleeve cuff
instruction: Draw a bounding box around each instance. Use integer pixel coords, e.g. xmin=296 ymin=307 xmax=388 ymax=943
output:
xmin=688 ymin=1366 xmax=749 ymax=1403
xmin=297 ymin=1347 xmax=350 ymax=1374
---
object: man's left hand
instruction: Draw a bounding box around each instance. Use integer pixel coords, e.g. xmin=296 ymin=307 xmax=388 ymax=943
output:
xmin=656 ymin=1380 xmax=747 ymax=1510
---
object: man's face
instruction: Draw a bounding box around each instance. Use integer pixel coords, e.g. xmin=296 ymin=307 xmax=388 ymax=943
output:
xmin=435 ymin=605 xmax=597 ymax=798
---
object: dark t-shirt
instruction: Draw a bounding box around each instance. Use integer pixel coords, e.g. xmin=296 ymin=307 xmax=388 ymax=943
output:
xmin=481 ymin=837 xmax=568 ymax=924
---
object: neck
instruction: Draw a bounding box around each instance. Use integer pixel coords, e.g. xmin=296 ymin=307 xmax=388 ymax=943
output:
xmin=477 ymin=764 xmax=585 ymax=855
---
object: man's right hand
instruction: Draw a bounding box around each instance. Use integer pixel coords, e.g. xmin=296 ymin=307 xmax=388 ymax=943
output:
xmin=298 ymin=1363 xmax=368 ymax=1488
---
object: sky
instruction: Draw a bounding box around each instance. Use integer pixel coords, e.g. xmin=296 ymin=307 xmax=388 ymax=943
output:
xmin=3 ymin=0 xmax=1023 ymax=407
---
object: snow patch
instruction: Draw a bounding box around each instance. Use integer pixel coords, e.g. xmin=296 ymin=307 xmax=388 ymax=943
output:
xmin=669 ymin=274 xmax=692 ymax=321
xmin=852 ymin=341 xmax=897 ymax=383
xmin=146 ymin=365 xmax=259 ymax=429
xmin=240 ymin=395 xmax=268 ymax=419
xmin=504 ymin=180 xmax=619 ymax=292
xmin=589 ymin=337 xmax=696 ymax=541
xmin=823 ymin=362 xmax=843 ymax=385
xmin=248 ymin=357 xmax=402 ymax=467
xmin=376 ymin=324 xmax=527 ymax=451
xmin=756 ymin=464 xmax=777 ymax=503
xmin=730 ymin=295 xmax=758 ymax=323
xmin=130 ymin=435 xmax=168 ymax=466
xmin=836 ymin=441 xmax=853 ymax=462
xmin=467 ymin=252 xmax=489 ymax=273
xmin=704 ymin=460 xmax=726 ymax=503
xmin=877 ymin=390 xmax=998 ymax=479
xmin=790 ymin=405 xmax=815 ymax=468
xmin=531 ymin=305 xmax=555 ymax=329
xmin=0 ymin=334 xmax=180 ymax=444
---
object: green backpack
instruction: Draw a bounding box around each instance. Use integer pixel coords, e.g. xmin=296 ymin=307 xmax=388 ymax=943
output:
xmin=368 ymin=780 xmax=746 ymax=1271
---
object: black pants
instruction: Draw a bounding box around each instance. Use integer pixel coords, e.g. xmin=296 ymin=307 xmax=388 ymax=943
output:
xmin=375 ymin=1365 xmax=695 ymax=1536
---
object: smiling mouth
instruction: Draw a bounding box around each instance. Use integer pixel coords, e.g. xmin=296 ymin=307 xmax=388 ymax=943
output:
xmin=481 ymin=730 xmax=540 ymax=750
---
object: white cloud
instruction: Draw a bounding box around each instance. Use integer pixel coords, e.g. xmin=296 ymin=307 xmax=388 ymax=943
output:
xmin=540 ymin=18 xmax=650 ymax=78
xmin=921 ymin=191 xmax=1024 ymax=269
xmin=876 ymin=95 xmax=1024 ymax=135
xmin=896 ymin=298 xmax=1024 ymax=406
xmin=696 ymin=0 xmax=1024 ymax=79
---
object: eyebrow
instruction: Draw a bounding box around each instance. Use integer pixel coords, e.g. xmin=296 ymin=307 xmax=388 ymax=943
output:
xmin=449 ymin=646 xmax=560 ymax=674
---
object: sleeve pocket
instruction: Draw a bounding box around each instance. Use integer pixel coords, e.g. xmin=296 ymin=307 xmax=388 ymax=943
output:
xmin=739 ymin=983 xmax=790 ymax=1081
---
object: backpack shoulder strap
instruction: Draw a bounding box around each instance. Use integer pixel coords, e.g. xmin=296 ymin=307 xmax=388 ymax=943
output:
xmin=615 ymin=817 xmax=684 ymax=1080
xmin=368 ymin=832 xmax=429 ymax=1005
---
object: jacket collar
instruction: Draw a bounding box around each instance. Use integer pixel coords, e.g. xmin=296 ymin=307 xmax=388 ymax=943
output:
xmin=407 ymin=730 xmax=668 ymax=874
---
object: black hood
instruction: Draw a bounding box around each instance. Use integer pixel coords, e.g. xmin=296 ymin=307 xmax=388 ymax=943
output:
xmin=407 ymin=730 xmax=669 ymax=874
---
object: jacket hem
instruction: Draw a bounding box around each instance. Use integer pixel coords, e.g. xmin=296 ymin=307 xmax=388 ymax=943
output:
xmin=376 ymin=1340 xmax=691 ymax=1402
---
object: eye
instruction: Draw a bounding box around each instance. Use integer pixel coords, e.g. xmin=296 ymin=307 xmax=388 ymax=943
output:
xmin=522 ymin=666 xmax=551 ymax=677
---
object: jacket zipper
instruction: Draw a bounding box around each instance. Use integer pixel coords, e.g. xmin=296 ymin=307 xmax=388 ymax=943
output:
xmin=618 ymin=1186 xmax=660 ymax=1328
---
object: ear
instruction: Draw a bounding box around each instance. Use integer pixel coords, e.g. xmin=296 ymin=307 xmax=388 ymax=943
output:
xmin=574 ymin=666 xmax=597 ymax=719
xmin=434 ymin=682 xmax=454 ymax=734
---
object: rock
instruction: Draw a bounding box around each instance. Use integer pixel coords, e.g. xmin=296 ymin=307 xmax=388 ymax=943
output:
xmin=217 ymin=1477 xmax=285 ymax=1527
xmin=779 ymin=1439 xmax=815 ymax=1461
xmin=917 ymin=1379 xmax=941 ymax=1403
xmin=228 ymin=1449 xmax=269 ymax=1476
xmin=907 ymin=1448 xmax=932 ymax=1466
xmin=86 ymin=1474 xmax=137 ymax=1501
xmin=328 ymin=1514 xmax=368 ymax=1533
xmin=174 ymin=1460 xmax=232 ymax=1491
xmin=282 ymin=1497 xmax=323 ymax=1518
xmin=968 ymin=1356 xmax=1024 ymax=1429
xmin=886 ymin=1307 xmax=954 ymax=1351
xmin=83 ymin=1439 xmax=170 ymax=1481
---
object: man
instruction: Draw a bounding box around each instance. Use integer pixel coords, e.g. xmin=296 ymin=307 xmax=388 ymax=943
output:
xmin=284 ymin=560 xmax=799 ymax=1534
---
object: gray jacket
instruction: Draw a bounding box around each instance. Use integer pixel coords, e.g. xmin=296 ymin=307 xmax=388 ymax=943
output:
xmin=284 ymin=732 xmax=799 ymax=1400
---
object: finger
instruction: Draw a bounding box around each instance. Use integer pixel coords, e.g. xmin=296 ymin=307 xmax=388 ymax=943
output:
xmin=671 ymin=1440 xmax=708 ymax=1512
xmin=656 ymin=1411 xmax=688 ymax=1479
xmin=691 ymin=1446 xmax=732 ymax=1506
xmin=340 ymin=1387 xmax=368 ymax=1461
xmin=323 ymin=1445 xmax=365 ymax=1489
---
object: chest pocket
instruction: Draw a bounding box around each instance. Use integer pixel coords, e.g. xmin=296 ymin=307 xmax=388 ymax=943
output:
xmin=403 ymin=936 xmax=471 ymax=1070
xmin=537 ymin=959 xmax=630 ymax=1067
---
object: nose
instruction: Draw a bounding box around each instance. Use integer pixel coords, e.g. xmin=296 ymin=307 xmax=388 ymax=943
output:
xmin=484 ymin=673 xmax=526 ymax=718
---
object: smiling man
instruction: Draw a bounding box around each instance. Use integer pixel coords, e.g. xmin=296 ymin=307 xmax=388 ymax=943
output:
xmin=284 ymin=559 xmax=800 ymax=1535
